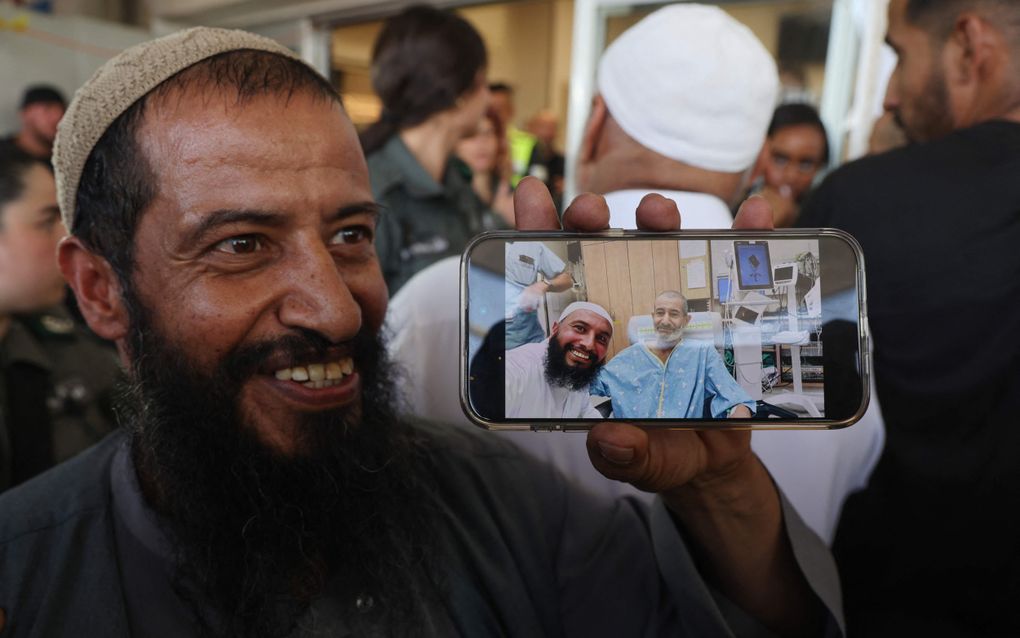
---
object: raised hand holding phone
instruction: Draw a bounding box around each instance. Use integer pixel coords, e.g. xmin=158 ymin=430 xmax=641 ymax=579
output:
xmin=512 ymin=177 xmax=825 ymax=637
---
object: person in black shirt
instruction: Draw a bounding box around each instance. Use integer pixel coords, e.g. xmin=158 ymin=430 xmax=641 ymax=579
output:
xmin=797 ymin=0 xmax=1020 ymax=634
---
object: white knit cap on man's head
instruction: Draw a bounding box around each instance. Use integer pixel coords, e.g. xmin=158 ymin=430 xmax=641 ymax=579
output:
xmin=596 ymin=4 xmax=779 ymax=173
xmin=557 ymin=302 xmax=614 ymax=333
xmin=53 ymin=27 xmax=309 ymax=231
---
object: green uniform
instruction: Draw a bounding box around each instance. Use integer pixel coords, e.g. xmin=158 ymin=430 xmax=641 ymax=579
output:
xmin=0 ymin=309 xmax=121 ymax=492
xmin=367 ymin=136 xmax=506 ymax=295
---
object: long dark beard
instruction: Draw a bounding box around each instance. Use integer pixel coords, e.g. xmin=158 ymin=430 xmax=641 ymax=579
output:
xmin=544 ymin=336 xmax=604 ymax=391
xmin=116 ymin=298 xmax=441 ymax=638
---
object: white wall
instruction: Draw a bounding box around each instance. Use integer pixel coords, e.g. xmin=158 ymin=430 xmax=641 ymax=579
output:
xmin=0 ymin=4 xmax=148 ymax=134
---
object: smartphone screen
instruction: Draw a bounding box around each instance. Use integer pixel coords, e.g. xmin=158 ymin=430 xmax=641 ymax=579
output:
xmin=462 ymin=230 xmax=869 ymax=429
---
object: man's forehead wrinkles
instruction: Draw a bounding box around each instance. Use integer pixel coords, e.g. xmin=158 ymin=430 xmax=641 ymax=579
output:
xmin=183 ymin=154 xmax=337 ymax=172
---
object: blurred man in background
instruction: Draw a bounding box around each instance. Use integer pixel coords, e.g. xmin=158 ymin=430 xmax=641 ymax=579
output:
xmin=575 ymin=4 xmax=777 ymax=229
xmin=798 ymin=0 xmax=1020 ymax=634
xmin=525 ymin=109 xmax=565 ymax=208
xmin=490 ymin=82 xmax=537 ymax=187
xmin=2 ymin=86 xmax=66 ymax=165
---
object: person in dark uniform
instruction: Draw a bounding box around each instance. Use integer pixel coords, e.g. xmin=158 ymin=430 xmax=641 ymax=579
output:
xmin=0 ymin=148 xmax=119 ymax=492
xmin=359 ymin=6 xmax=502 ymax=294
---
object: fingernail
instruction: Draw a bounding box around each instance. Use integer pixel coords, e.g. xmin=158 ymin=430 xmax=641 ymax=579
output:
xmin=597 ymin=442 xmax=634 ymax=466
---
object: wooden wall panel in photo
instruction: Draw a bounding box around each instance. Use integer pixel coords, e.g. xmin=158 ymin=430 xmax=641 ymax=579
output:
xmin=579 ymin=241 xmax=622 ymax=358
xmin=627 ymin=240 xmax=656 ymax=317
xmin=602 ymin=241 xmax=633 ymax=359
xmin=581 ymin=239 xmax=707 ymax=361
xmin=651 ymin=240 xmax=683 ymax=301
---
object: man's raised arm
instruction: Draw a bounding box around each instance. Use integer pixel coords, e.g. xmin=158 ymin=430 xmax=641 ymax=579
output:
xmin=514 ymin=177 xmax=837 ymax=637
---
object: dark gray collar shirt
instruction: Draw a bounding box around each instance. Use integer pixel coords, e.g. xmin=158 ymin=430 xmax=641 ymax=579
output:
xmin=0 ymin=420 xmax=843 ymax=637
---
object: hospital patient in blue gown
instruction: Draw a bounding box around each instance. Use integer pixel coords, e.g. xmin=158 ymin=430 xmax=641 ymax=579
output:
xmin=591 ymin=291 xmax=755 ymax=418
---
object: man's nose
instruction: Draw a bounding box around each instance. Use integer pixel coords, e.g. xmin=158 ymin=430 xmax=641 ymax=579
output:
xmin=782 ymin=163 xmax=800 ymax=182
xmin=578 ymin=331 xmax=596 ymax=350
xmin=278 ymin=241 xmax=362 ymax=344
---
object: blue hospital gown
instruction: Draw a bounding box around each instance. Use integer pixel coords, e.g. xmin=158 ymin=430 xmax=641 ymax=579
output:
xmin=591 ymin=340 xmax=755 ymax=418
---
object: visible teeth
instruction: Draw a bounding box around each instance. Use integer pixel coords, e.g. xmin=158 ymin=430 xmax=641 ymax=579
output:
xmin=275 ymin=360 xmax=352 ymax=385
xmin=301 ymin=379 xmax=341 ymax=390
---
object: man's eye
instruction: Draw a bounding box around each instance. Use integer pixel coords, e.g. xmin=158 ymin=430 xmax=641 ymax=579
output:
xmin=215 ymin=235 xmax=262 ymax=254
xmin=331 ymin=226 xmax=372 ymax=245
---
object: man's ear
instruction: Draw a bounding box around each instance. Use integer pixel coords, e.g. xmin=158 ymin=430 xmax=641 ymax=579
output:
xmin=943 ymin=13 xmax=1001 ymax=119
xmin=579 ymin=95 xmax=608 ymax=164
xmin=575 ymin=95 xmax=609 ymax=194
xmin=58 ymin=236 xmax=129 ymax=342
xmin=549 ymin=321 xmax=560 ymax=337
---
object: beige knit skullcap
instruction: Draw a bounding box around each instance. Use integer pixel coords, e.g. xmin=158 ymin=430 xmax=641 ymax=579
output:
xmin=53 ymin=26 xmax=306 ymax=230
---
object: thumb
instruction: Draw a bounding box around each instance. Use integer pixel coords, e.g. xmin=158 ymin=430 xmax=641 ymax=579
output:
xmin=586 ymin=422 xmax=649 ymax=484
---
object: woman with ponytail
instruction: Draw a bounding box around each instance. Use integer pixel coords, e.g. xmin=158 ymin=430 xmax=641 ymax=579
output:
xmin=362 ymin=5 xmax=502 ymax=294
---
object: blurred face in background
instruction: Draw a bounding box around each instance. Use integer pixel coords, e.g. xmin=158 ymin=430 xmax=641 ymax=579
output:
xmin=456 ymin=110 xmax=502 ymax=175
xmin=528 ymin=111 xmax=558 ymax=148
xmin=883 ymin=0 xmax=955 ymax=143
xmin=762 ymin=124 xmax=827 ymax=203
xmin=0 ymin=163 xmax=66 ymax=315
xmin=21 ymin=102 xmax=65 ymax=146
xmin=489 ymin=89 xmax=513 ymax=127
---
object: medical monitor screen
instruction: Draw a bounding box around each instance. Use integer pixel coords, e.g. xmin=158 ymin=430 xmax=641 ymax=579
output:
xmin=717 ymin=276 xmax=731 ymax=304
xmin=735 ymin=241 xmax=773 ymax=290
xmin=462 ymin=232 xmax=868 ymax=427
xmin=774 ymin=265 xmax=795 ymax=283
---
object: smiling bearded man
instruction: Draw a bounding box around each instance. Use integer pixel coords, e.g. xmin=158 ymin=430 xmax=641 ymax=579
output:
xmin=0 ymin=26 xmax=845 ymax=638
xmin=505 ymin=301 xmax=613 ymax=419
xmin=45 ymin=36 xmax=438 ymax=638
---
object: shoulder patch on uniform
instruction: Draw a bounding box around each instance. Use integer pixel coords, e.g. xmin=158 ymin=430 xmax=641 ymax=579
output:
xmin=39 ymin=314 xmax=76 ymax=335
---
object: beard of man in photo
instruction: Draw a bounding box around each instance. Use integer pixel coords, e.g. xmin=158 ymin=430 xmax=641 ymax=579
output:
xmin=544 ymin=333 xmax=605 ymax=392
xmin=651 ymin=324 xmax=684 ymax=351
xmin=115 ymin=287 xmax=442 ymax=638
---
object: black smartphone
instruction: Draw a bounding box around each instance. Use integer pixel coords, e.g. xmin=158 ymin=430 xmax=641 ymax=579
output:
xmin=461 ymin=229 xmax=869 ymax=430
